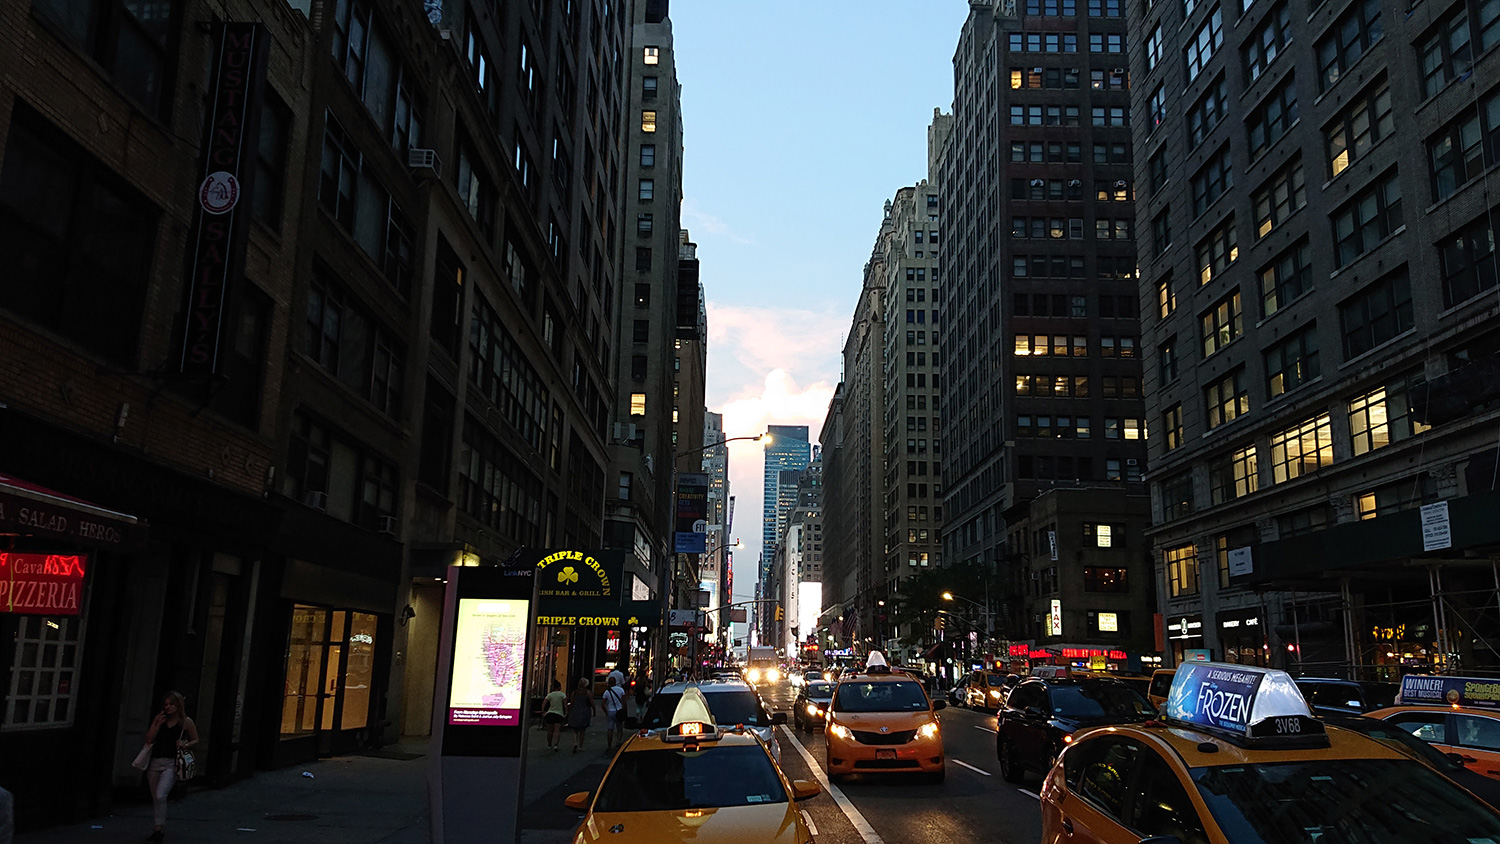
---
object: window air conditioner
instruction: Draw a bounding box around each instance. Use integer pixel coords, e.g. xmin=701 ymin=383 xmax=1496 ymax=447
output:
xmin=1030 ymin=178 xmax=1045 ymax=187
xmin=1126 ymin=458 xmax=1138 ymax=466
xmin=302 ymin=491 xmax=327 ymax=511
xmin=378 ymin=515 xmax=398 ymax=535
xmin=1030 ymin=570 xmax=1040 ymax=580
xmin=408 ymin=148 xmax=442 ymax=175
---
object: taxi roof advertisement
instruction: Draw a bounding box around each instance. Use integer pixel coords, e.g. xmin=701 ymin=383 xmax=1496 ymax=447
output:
xmin=1166 ymin=662 xmax=1266 ymax=733
xmin=1399 ymin=675 xmax=1500 ymax=710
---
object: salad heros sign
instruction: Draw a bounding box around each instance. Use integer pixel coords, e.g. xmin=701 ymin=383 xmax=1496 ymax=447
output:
xmin=1166 ymin=663 xmax=1265 ymax=732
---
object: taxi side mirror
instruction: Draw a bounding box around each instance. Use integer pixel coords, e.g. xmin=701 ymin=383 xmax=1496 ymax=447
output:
xmin=790 ymin=779 xmax=822 ymax=801
xmin=932 ymin=699 xmax=947 ymax=711
xmin=1024 ymin=706 xmax=1047 ymax=720
xmin=564 ymin=791 xmax=591 ymax=812
xmin=1447 ymin=752 xmax=1469 ymax=767
xmin=771 ymin=712 xmax=788 ymax=725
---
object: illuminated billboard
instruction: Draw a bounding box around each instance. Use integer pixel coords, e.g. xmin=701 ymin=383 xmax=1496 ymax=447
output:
xmin=447 ymin=598 xmax=530 ymax=726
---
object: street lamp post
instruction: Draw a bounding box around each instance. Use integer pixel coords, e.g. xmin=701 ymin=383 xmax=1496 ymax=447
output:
xmin=942 ymin=589 xmax=994 ymax=665
xmin=658 ymin=433 xmax=770 ymax=683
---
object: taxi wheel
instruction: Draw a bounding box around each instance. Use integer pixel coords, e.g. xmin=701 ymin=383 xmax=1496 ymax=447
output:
xmin=998 ymin=735 xmax=1025 ymax=783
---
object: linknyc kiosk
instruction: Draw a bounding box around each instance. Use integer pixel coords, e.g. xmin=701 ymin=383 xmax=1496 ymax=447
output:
xmin=429 ymin=563 xmax=538 ymax=843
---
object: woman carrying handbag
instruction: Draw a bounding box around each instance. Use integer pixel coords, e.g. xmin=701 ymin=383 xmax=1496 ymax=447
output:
xmin=139 ymin=691 xmax=198 ymax=842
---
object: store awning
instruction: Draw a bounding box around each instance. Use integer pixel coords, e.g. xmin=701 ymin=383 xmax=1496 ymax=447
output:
xmin=921 ymin=641 xmax=947 ymax=660
xmin=0 ymin=473 xmax=145 ymax=549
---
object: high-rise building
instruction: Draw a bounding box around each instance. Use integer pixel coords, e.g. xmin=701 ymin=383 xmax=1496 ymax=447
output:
xmin=0 ymin=0 xmax=629 ymax=820
xmin=702 ymin=412 xmax=730 ymax=641
xmin=759 ymin=425 xmax=811 ymax=641
xmin=1131 ymin=0 xmax=1500 ymax=674
xmin=776 ymin=457 xmax=823 ymax=658
xmin=938 ymin=0 xmax=1148 ymax=649
xmin=605 ymin=0 xmax=687 ymax=612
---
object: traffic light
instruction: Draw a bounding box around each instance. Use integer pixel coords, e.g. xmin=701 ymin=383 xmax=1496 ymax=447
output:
xmin=936 ymin=615 xmax=946 ymax=632
xmin=775 ymin=605 xmax=784 ymax=622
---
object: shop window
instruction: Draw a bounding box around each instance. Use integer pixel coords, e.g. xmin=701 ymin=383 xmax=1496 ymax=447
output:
xmin=281 ymin=605 xmax=327 ymax=738
xmin=4 ymin=615 xmax=86 ymax=730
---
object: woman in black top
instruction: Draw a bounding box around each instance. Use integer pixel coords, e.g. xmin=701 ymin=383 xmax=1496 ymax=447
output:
xmin=143 ymin=691 xmax=198 ymax=842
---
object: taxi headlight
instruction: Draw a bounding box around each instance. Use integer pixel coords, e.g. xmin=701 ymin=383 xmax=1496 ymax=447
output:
xmin=747 ymin=668 xmax=761 ymax=683
xmin=990 ymin=690 xmax=1002 ymax=698
xmin=807 ymin=704 xmax=820 ymax=716
xmin=767 ymin=668 xmax=782 ymax=682
xmin=918 ymin=721 xmax=940 ymax=739
xmin=829 ymin=723 xmax=852 ymax=740
xmin=823 ymin=672 xmax=832 ymax=681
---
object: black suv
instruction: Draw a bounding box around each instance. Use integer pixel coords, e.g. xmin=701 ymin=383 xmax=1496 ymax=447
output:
xmin=996 ymin=675 xmax=1155 ymax=783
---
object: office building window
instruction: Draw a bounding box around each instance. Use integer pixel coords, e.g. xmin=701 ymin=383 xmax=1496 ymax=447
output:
xmin=1247 ymin=80 xmax=1299 ymax=157
xmin=1265 ymin=323 xmax=1320 ymax=398
xmin=1209 ymin=445 xmax=1259 ymax=505
xmin=1316 ymin=0 xmax=1383 ymax=92
xmin=1186 ymin=75 xmax=1229 ymax=150
xmin=629 ymin=393 xmax=646 ymax=415
xmin=1259 ymin=239 xmax=1312 ymax=317
xmin=643 ymin=46 xmax=659 ymax=65
xmin=1340 ymin=268 xmax=1413 ymax=358
xmin=1253 ymin=156 xmax=1306 ymax=240
xmin=1205 ymin=369 xmax=1249 ymax=429
xmin=1428 ymin=94 xmax=1498 ymax=200
xmin=32 ymin=0 xmax=175 ymax=117
xmin=1166 ymin=544 xmax=1200 ymax=597
xmin=1158 ymin=274 xmax=1177 ymax=318
xmin=1357 ymin=475 xmax=1438 ymax=520
xmin=1192 ymin=146 xmax=1234 ymax=216
xmin=1196 ymin=217 xmax=1238 ymax=285
xmin=639 ymin=179 xmax=654 ymax=201
xmin=640 ymin=144 xmax=656 ymax=167
xmin=1438 ymin=212 xmax=1499 ymax=307
xmin=641 ymin=110 xmax=657 ymax=132
xmin=1416 ymin=1 xmax=1494 ymax=98
xmin=1160 ymin=337 xmax=1179 ymax=383
xmin=1270 ymin=414 xmax=1334 ymax=483
xmin=1162 ymin=472 xmax=1194 ymax=521
xmin=1244 ymin=3 xmax=1293 ymax=82
xmin=1348 ymin=372 xmax=1430 ymax=456
xmin=1326 ymin=76 xmax=1393 ymax=177
xmin=1201 ymin=289 xmax=1242 ymax=357
xmin=1332 ymin=170 xmax=1402 ymax=267
xmin=642 ymin=76 xmax=658 ymax=99
xmin=1085 ymin=567 xmax=1130 ymax=592
xmin=1164 ymin=404 xmax=1184 ymax=450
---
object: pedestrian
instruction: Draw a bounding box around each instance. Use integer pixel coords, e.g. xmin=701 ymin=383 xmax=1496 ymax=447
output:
xmin=542 ymin=679 xmax=568 ymax=751
xmin=0 ymin=784 xmax=13 ymax=844
xmin=565 ymin=676 xmax=593 ymax=752
xmin=600 ymin=676 xmax=627 ymax=751
xmin=607 ymin=664 xmax=626 ymax=695
xmin=143 ymin=691 xmax=198 ymax=842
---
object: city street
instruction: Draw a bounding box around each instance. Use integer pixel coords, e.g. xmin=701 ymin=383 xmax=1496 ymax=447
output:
xmin=755 ymin=682 xmax=1043 ymax=844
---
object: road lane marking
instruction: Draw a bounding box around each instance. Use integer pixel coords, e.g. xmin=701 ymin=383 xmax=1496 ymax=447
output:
xmin=973 ymin=724 xmax=997 ymax=733
xmin=1018 ymin=788 xmax=1041 ymax=800
xmin=952 ymin=759 xmax=992 ymax=777
xmin=779 ymin=726 xmax=885 ymax=844
xmin=803 ymin=811 xmax=819 ymax=836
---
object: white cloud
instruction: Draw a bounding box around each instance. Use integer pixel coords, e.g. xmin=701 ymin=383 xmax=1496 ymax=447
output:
xmin=682 ymin=198 xmax=754 ymax=245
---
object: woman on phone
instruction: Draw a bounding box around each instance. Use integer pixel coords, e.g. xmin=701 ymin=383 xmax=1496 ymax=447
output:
xmin=144 ymin=691 xmax=198 ymax=842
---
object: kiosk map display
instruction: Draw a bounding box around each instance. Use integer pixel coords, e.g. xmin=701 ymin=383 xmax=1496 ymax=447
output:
xmin=448 ymin=598 xmax=529 ymax=725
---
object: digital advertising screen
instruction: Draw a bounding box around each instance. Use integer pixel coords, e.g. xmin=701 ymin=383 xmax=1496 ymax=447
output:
xmin=447 ymin=598 xmax=531 ymax=726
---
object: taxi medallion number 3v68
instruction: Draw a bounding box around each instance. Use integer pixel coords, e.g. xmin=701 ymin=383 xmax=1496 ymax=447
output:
xmin=1039 ymin=662 xmax=1500 ymax=844
xmin=563 ymin=686 xmax=819 ymax=843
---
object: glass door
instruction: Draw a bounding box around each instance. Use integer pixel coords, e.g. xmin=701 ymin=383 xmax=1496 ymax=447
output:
xmin=281 ymin=605 xmax=328 ymax=738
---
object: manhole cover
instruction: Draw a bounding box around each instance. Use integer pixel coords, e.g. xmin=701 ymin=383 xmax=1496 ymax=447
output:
xmin=264 ymin=814 xmax=319 ymax=822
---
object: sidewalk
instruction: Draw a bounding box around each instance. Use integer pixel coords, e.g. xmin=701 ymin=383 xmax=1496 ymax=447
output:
xmin=15 ymin=721 xmax=626 ymax=844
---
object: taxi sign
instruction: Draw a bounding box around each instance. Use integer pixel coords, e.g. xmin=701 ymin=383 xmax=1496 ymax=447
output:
xmin=864 ymin=650 xmax=892 ymax=674
xmin=1398 ymin=675 xmax=1500 ymax=710
xmin=665 ymin=686 xmax=720 ymax=743
xmin=1031 ymin=665 xmax=1070 ymax=680
xmin=1164 ymin=661 xmax=1326 ymax=748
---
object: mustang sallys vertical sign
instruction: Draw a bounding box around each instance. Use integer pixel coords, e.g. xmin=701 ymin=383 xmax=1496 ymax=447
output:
xmin=177 ymin=22 xmax=270 ymax=377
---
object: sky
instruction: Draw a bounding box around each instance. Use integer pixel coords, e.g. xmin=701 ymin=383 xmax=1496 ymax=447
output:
xmin=668 ymin=2 xmax=972 ymax=642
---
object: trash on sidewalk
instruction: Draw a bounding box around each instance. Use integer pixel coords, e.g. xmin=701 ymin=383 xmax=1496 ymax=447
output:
xmin=301 ymin=771 xmax=315 ymax=779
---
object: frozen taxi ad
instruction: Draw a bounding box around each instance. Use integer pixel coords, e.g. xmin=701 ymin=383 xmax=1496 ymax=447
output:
xmin=563 ymin=687 xmax=820 ymax=843
xmin=1040 ymin=661 xmax=1500 ymax=844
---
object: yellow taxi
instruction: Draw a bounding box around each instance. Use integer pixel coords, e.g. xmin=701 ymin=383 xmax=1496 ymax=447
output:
xmin=1368 ymin=675 xmax=1500 ymax=780
xmin=1040 ymin=662 xmax=1500 ymax=844
xmin=564 ymin=687 xmax=820 ymax=844
xmin=824 ymin=651 xmax=947 ymax=783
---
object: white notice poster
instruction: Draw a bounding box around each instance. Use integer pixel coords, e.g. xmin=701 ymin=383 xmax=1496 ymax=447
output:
xmin=1421 ymin=501 xmax=1452 ymax=552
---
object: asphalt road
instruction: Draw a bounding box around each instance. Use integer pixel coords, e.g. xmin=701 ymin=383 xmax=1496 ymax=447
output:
xmin=759 ymin=681 xmax=1044 ymax=844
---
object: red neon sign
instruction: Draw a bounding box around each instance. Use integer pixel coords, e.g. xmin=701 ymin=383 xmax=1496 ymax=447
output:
xmin=1059 ymin=648 xmax=1129 ymax=660
xmin=0 ymin=553 xmax=88 ymax=616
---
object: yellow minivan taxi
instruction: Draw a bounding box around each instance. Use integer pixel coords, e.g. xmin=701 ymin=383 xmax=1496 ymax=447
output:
xmin=1040 ymin=663 xmax=1500 ymax=844
xmin=824 ymin=651 xmax=947 ymax=783
xmin=565 ymin=687 xmax=819 ymax=844
xmin=1369 ymin=675 xmax=1500 ymax=781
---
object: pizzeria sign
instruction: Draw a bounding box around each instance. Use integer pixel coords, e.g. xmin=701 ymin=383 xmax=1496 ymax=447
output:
xmin=1 ymin=553 xmax=88 ymax=616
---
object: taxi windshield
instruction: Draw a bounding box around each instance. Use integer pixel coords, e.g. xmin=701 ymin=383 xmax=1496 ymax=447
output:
xmin=640 ymin=691 xmax=770 ymax=729
xmin=833 ymin=680 xmax=929 ymax=712
xmin=593 ymin=745 xmax=787 ymax=812
xmin=1050 ymin=684 xmax=1155 ymax=719
xmin=1191 ymin=757 xmax=1500 ymax=843
xmin=806 ymin=682 xmax=835 ymax=699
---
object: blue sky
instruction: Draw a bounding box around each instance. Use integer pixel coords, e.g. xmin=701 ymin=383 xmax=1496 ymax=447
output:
xmin=668 ymin=2 xmax=972 ymax=641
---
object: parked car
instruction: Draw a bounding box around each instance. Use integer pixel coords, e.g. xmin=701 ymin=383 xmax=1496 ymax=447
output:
xmin=996 ymin=673 xmax=1156 ymax=783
